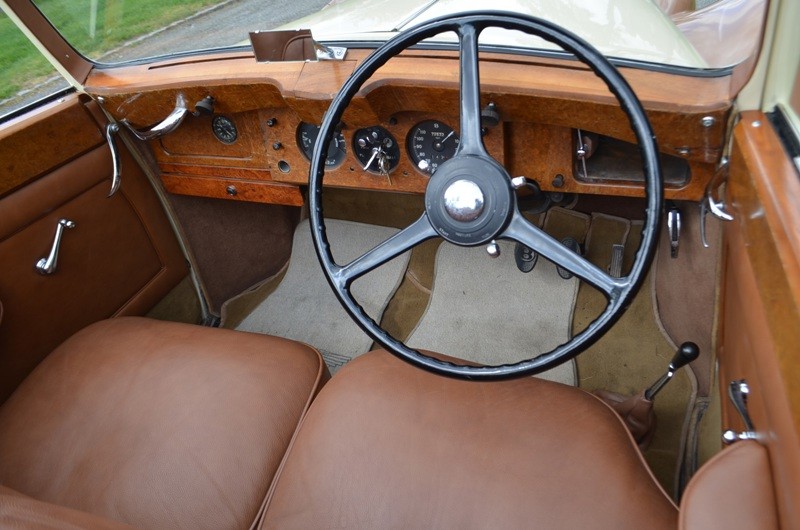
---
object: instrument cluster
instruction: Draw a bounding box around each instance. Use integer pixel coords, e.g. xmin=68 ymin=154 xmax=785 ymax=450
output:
xmin=294 ymin=119 xmax=461 ymax=178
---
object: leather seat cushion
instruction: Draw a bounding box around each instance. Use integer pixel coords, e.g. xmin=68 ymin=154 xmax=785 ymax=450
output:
xmin=0 ymin=485 xmax=134 ymax=529
xmin=0 ymin=317 xmax=327 ymax=530
xmin=263 ymin=350 xmax=678 ymax=529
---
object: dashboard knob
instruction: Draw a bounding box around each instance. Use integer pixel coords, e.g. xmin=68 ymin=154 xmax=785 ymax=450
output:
xmin=481 ymin=102 xmax=500 ymax=128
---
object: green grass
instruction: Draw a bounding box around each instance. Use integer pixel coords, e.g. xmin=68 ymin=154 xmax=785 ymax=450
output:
xmin=0 ymin=14 xmax=58 ymax=99
xmin=1 ymin=0 xmax=221 ymax=100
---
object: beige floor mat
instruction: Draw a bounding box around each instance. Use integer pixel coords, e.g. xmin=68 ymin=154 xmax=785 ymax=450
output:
xmin=236 ymin=219 xmax=410 ymax=374
xmin=406 ymin=208 xmax=590 ymax=385
xmin=574 ymin=215 xmax=695 ymax=497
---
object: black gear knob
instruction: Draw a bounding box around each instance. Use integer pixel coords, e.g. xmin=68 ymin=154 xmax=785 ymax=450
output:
xmin=669 ymin=342 xmax=700 ymax=372
xmin=645 ymin=342 xmax=700 ymax=400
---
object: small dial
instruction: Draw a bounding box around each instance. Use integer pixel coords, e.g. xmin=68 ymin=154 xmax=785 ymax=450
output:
xmin=407 ymin=120 xmax=459 ymax=175
xmin=211 ymin=115 xmax=238 ymax=144
xmin=353 ymin=126 xmax=400 ymax=174
xmin=296 ymin=122 xmax=347 ymax=169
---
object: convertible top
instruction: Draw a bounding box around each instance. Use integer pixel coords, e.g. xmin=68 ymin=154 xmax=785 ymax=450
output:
xmin=279 ymin=0 xmax=707 ymax=68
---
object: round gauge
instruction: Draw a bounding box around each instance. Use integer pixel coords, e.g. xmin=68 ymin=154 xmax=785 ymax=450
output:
xmin=211 ymin=115 xmax=238 ymax=144
xmin=352 ymin=126 xmax=400 ymax=174
xmin=296 ymin=122 xmax=347 ymax=169
xmin=407 ymin=120 xmax=459 ymax=175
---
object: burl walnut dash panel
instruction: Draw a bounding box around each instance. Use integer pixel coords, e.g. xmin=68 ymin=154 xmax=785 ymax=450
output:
xmin=85 ymin=49 xmax=733 ymax=203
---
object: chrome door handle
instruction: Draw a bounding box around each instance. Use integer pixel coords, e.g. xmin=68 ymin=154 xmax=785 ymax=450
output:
xmin=700 ymin=158 xmax=733 ymax=248
xmin=722 ymin=379 xmax=758 ymax=444
xmin=120 ymin=93 xmax=188 ymax=141
xmin=36 ymin=219 xmax=76 ymax=275
xmin=105 ymin=122 xmax=122 ymax=197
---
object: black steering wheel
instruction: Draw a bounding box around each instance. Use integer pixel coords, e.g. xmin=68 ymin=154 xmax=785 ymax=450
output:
xmin=309 ymin=12 xmax=663 ymax=380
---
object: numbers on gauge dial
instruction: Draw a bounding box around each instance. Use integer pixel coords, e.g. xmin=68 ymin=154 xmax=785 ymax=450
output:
xmin=353 ymin=126 xmax=400 ymax=175
xmin=212 ymin=115 xmax=238 ymax=144
xmin=296 ymin=122 xmax=347 ymax=169
xmin=407 ymin=120 xmax=459 ymax=175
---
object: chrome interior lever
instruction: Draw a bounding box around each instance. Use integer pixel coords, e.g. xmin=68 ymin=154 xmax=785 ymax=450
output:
xmin=700 ymin=158 xmax=733 ymax=248
xmin=105 ymin=122 xmax=121 ymax=197
xmin=723 ymin=379 xmax=759 ymax=444
xmin=667 ymin=204 xmax=681 ymax=259
xmin=120 ymin=93 xmax=188 ymax=141
xmin=36 ymin=219 xmax=76 ymax=275
xmin=644 ymin=342 xmax=699 ymax=400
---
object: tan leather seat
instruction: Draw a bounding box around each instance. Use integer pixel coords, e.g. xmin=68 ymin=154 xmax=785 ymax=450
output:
xmin=0 ymin=317 xmax=327 ymax=530
xmin=262 ymin=350 xmax=678 ymax=529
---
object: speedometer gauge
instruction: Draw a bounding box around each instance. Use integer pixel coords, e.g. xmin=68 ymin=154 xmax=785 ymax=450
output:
xmin=296 ymin=122 xmax=347 ymax=169
xmin=407 ymin=120 xmax=459 ymax=175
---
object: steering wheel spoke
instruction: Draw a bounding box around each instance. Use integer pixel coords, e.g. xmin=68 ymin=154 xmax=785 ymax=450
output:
xmin=505 ymin=212 xmax=623 ymax=298
xmin=455 ymin=23 xmax=487 ymax=157
xmin=333 ymin=213 xmax=437 ymax=287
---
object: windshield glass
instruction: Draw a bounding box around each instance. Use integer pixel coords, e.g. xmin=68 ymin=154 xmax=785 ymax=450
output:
xmin=29 ymin=0 xmax=329 ymax=63
xmin=27 ymin=0 xmax=766 ymax=71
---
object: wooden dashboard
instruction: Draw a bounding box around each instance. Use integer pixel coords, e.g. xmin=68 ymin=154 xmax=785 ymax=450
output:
xmin=86 ymin=49 xmax=734 ymax=206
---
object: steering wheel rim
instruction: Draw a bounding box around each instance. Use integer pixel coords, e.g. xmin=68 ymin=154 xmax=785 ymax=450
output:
xmin=309 ymin=11 xmax=663 ymax=380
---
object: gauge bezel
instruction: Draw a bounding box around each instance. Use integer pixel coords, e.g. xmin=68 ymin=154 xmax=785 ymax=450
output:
xmin=211 ymin=115 xmax=238 ymax=145
xmin=406 ymin=119 xmax=459 ymax=175
xmin=352 ymin=125 xmax=401 ymax=175
xmin=296 ymin=122 xmax=347 ymax=169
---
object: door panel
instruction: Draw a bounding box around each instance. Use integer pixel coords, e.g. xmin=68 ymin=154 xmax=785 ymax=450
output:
xmin=0 ymin=94 xmax=188 ymax=403
xmin=720 ymin=111 xmax=800 ymax=528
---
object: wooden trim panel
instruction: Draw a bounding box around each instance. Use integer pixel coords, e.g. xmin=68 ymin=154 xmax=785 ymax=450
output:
xmin=720 ymin=111 xmax=800 ymax=528
xmin=0 ymin=94 xmax=104 ymax=198
xmin=162 ymin=173 xmax=303 ymax=206
xmin=85 ymin=49 xmax=736 ymax=202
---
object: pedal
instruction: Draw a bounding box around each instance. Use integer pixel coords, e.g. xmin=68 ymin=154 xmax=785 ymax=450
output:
xmin=515 ymin=243 xmax=538 ymax=273
xmin=608 ymin=244 xmax=624 ymax=278
xmin=556 ymin=237 xmax=581 ymax=279
xmin=667 ymin=203 xmax=681 ymax=259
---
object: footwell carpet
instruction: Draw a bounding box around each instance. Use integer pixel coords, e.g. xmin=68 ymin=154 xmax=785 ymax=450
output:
xmin=406 ymin=208 xmax=590 ymax=385
xmin=573 ymin=214 xmax=694 ymax=497
xmin=236 ymin=220 xmax=410 ymax=374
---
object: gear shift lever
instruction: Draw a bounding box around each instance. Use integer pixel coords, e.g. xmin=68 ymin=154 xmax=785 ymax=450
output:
xmin=595 ymin=342 xmax=699 ymax=450
xmin=644 ymin=342 xmax=700 ymax=400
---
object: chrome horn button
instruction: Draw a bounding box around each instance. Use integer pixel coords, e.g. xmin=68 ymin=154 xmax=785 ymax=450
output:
xmin=443 ymin=179 xmax=485 ymax=222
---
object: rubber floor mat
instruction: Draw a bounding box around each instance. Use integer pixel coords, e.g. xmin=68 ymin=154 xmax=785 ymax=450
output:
xmin=236 ymin=220 xmax=410 ymax=374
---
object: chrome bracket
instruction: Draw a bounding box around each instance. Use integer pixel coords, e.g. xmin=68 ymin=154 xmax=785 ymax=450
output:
xmin=722 ymin=379 xmax=758 ymax=444
xmin=314 ymin=42 xmax=347 ymax=60
xmin=36 ymin=219 xmax=76 ymax=275
xmin=120 ymin=93 xmax=189 ymax=141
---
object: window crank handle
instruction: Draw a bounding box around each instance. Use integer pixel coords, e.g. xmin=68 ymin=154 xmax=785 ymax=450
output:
xmin=36 ymin=219 xmax=76 ymax=275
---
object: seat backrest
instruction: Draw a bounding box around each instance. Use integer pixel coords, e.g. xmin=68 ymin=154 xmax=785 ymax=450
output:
xmin=680 ymin=441 xmax=778 ymax=529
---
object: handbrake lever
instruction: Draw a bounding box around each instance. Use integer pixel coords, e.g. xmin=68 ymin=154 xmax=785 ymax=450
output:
xmin=595 ymin=342 xmax=699 ymax=450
